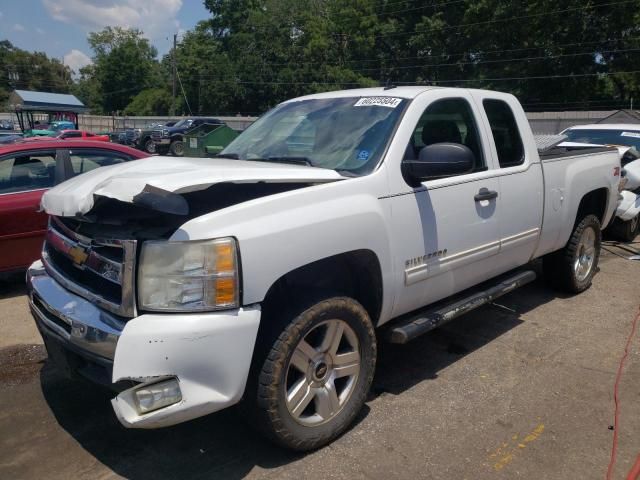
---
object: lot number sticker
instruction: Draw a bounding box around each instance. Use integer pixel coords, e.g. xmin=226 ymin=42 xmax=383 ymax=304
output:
xmin=189 ymin=138 xmax=198 ymax=148
xmin=354 ymin=97 xmax=402 ymax=108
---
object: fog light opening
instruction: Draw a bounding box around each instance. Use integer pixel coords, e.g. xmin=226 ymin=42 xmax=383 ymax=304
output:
xmin=134 ymin=378 xmax=182 ymax=414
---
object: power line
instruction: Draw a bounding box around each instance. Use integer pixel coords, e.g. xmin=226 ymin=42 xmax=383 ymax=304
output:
xmin=168 ymin=36 xmax=639 ymax=70
xmin=191 ymin=69 xmax=640 ymax=86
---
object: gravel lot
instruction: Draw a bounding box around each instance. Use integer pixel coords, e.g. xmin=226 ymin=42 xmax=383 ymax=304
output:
xmin=1 ymin=241 xmax=639 ymax=480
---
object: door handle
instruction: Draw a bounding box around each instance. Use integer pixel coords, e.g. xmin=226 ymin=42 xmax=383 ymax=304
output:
xmin=474 ymin=190 xmax=498 ymax=202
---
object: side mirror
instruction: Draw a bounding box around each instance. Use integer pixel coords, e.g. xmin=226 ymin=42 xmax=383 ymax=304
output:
xmin=402 ymin=142 xmax=475 ymax=185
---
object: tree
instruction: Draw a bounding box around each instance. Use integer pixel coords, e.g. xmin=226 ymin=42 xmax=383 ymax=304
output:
xmin=0 ymin=40 xmax=71 ymax=106
xmin=86 ymin=27 xmax=163 ymax=113
xmin=123 ymin=88 xmax=173 ymax=115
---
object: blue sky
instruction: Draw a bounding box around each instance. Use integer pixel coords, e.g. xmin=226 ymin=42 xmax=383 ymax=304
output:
xmin=0 ymin=1 xmax=210 ymax=74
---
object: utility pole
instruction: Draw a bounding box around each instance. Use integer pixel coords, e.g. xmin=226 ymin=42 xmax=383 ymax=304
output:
xmin=171 ymin=33 xmax=177 ymax=116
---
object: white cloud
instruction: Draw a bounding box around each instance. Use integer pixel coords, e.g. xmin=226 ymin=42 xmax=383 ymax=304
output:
xmin=42 ymin=0 xmax=183 ymax=47
xmin=13 ymin=23 xmax=25 ymax=31
xmin=36 ymin=27 xmax=45 ymax=35
xmin=64 ymin=49 xmax=92 ymax=76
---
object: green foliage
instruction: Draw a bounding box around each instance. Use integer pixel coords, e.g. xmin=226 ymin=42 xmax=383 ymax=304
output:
xmin=10 ymin=0 xmax=638 ymax=115
xmin=81 ymin=27 xmax=164 ymax=114
xmin=123 ymin=88 xmax=173 ymax=115
xmin=0 ymin=40 xmax=72 ymax=107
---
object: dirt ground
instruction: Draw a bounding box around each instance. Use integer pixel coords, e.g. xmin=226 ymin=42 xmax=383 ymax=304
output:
xmin=1 ymin=241 xmax=639 ymax=480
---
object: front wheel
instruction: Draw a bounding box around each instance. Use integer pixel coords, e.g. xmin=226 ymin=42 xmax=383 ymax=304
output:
xmin=143 ymin=138 xmax=156 ymax=154
xmin=247 ymin=296 xmax=376 ymax=451
xmin=543 ymin=214 xmax=601 ymax=293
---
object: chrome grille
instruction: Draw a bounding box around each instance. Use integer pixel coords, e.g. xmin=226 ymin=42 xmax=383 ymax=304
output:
xmin=42 ymin=217 xmax=137 ymax=318
xmin=151 ymin=128 xmax=164 ymax=141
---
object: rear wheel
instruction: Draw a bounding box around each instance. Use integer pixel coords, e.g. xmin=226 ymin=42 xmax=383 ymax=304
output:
xmin=246 ymin=296 xmax=376 ymax=451
xmin=170 ymin=139 xmax=184 ymax=156
xmin=544 ymin=214 xmax=601 ymax=293
xmin=609 ymin=215 xmax=639 ymax=242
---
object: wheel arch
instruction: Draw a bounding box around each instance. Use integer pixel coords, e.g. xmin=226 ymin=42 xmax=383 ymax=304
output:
xmin=575 ymin=187 xmax=609 ymax=227
xmin=260 ymin=249 xmax=384 ymax=328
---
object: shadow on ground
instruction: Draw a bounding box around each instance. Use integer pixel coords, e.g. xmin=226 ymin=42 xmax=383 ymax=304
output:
xmin=39 ymin=279 xmax=560 ymax=480
xmin=0 ymin=273 xmax=27 ymax=300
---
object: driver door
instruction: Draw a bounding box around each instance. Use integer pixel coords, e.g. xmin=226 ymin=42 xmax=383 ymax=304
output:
xmin=388 ymin=92 xmax=503 ymax=317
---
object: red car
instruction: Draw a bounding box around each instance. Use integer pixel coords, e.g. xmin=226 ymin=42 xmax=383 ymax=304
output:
xmin=57 ymin=130 xmax=111 ymax=141
xmin=22 ymin=130 xmax=111 ymax=142
xmin=0 ymin=140 xmax=148 ymax=274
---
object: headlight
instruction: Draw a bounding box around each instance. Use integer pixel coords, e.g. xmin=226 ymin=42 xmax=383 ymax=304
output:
xmin=138 ymin=238 xmax=239 ymax=312
xmin=163 ymin=129 xmax=169 ymax=137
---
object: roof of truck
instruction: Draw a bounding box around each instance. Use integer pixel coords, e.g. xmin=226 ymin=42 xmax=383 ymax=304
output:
xmin=289 ymin=86 xmax=443 ymax=102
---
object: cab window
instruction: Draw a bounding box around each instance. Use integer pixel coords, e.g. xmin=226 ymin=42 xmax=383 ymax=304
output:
xmin=483 ymin=99 xmax=525 ymax=168
xmin=0 ymin=152 xmax=56 ymax=194
xmin=405 ymin=98 xmax=485 ymax=172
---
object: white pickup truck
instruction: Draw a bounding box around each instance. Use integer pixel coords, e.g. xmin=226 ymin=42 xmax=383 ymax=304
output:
xmin=27 ymin=87 xmax=620 ymax=451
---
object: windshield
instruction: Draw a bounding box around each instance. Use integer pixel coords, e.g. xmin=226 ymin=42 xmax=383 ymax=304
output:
xmin=565 ymin=129 xmax=640 ymax=150
xmin=49 ymin=122 xmax=73 ymax=132
xmin=220 ymin=96 xmax=408 ymax=175
xmin=172 ymin=119 xmax=193 ymax=128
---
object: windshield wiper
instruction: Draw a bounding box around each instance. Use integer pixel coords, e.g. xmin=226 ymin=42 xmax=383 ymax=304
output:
xmin=214 ymin=153 xmax=240 ymax=159
xmin=251 ymin=156 xmax=315 ymax=167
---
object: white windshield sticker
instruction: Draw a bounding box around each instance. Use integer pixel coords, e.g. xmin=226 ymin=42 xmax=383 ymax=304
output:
xmin=354 ymin=97 xmax=402 ymax=108
xmin=621 ymin=131 xmax=640 ymax=139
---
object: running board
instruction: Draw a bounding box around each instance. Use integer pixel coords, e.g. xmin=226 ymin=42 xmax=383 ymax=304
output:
xmin=388 ymin=270 xmax=537 ymax=344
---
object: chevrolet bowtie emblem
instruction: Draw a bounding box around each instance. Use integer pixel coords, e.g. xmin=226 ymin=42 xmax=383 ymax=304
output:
xmin=68 ymin=245 xmax=89 ymax=266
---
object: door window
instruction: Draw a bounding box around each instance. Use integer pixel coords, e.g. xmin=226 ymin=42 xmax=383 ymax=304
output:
xmin=68 ymin=150 xmax=131 ymax=175
xmin=0 ymin=152 xmax=56 ymax=194
xmin=483 ymin=99 xmax=525 ymax=168
xmin=406 ymin=98 xmax=485 ymax=172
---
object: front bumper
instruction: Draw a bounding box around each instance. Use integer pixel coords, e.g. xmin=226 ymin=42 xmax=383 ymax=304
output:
xmin=27 ymin=260 xmax=261 ymax=428
xmin=154 ymin=138 xmax=171 ymax=145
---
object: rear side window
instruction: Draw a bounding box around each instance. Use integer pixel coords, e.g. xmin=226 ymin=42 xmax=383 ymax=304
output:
xmin=69 ymin=150 xmax=130 ymax=175
xmin=483 ymin=99 xmax=525 ymax=168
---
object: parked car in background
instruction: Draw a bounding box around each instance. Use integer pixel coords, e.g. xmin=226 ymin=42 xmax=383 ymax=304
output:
xmin=0 ymin=140 xmax=148 ymax=274
xmin=27 ymin=120 xmax=77 ymax=137
xmin=130 ymin=121 xmax=177 ymax=154
xmin=151 ymin=117 xmax=224 ymax=156
xmin=22 ymin=130 xmax=111 ymax=142
xmin=562 ymin=124 xmax=640 ymax=165
xmin=561 ymin=124 xmax=640 ymax=240
xmin=0 ymin=119 xmax=15 ymax=130
xmin=56 ymin=130 xmax=110 ymax=141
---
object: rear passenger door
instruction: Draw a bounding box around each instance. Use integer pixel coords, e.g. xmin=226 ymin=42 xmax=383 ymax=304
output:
xmin=472 ymin=92 xmax=544 ymax=270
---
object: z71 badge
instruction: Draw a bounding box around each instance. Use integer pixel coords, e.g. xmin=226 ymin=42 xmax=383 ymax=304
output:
xmin=405 ymin=249 xmax=448 ymax=268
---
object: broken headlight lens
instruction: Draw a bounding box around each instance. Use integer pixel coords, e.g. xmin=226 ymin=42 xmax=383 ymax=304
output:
xmin=138 ymin=238 xmax=239 ymax=312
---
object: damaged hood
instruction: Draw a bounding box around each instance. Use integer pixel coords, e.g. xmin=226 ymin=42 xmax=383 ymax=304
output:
xmin=42 ymin=156 xmax=345 ymax=217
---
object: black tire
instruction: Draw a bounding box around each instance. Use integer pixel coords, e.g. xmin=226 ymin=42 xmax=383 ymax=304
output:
xmin=543 ymin=214 xmax=601 ymax=293
xmin=143 ymin=138 xmax=156 ymax=154
xmin=608 ymin=215 xmax=639 ymax=242
xmin=244 ymin=296 xmax=376 ymax=451
xmin=170 ymin=139 xmax=184 ymax=156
